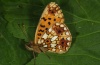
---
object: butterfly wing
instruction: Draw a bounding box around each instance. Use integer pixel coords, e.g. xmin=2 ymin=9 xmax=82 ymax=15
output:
xmin=35 ymin=2 xmax=64 ymax=44
xmin=38 ymin=23 xmax=72 ymax=54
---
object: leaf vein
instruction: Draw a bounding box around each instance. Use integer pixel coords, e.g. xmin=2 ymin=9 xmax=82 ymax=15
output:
xmin=63 ymin=10 xmax=100 ymax=24
xmin=73 ymin=30 xmax=100 ymax=38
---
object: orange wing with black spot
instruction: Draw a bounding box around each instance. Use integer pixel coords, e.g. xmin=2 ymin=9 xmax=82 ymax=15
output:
xmin=35 ymin=2 xmax=64 ymax=44
xmin=33 ymin=2 xmax=72 ymax=54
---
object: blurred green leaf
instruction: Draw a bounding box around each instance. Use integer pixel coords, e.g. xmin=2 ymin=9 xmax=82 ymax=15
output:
xmin=0 ymin=0 xmax=100 ymax=65
xmin=27 ymin=53 xmax=60 ymax=65
xmin=0 ymin=17 xmax=32 ymax=65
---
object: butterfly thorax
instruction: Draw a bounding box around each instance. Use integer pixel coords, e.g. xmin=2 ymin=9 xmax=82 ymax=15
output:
xmin=25 ymin=41 xmax=48 ymax=53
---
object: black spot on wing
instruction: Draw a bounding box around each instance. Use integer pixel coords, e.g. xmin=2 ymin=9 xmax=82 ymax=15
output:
xmin=40 ymin=24 xmax=45 ymax=28
xmin=38 ymin=29 xmax=44 ymax=32
xmin=48 ymin=18 xmax=51 ymax=20
xmin=37 ymin=33 xmax=41 ymax=36
xmin=48 ymin=22 xmax=51 ymax=25
xmin=54 ymin=18 xmax=56 ymax=21
xmin=45 ymin=28 xmax=48 ymax=30
xmin=41 ymin=17 xmax=47 ymax=21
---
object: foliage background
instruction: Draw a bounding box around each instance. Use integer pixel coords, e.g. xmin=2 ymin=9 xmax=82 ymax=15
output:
xmin=0 ymin=0 xmax=100 ymax=65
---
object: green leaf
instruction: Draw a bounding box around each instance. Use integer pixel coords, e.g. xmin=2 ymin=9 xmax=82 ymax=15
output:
xmin=0 ymin=0 xmax=100 ymax=65
xmin=27 ymin=53 xmax=60 ymax=65
xmin=0 ymin=18 xmax=32 ymax=65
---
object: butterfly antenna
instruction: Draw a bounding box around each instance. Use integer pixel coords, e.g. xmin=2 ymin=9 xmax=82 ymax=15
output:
xmin=33 ymin=52 xmax=36 ymax=65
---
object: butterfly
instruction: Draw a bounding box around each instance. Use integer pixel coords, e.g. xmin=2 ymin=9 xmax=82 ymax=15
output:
xmin=26 ymin=2 xmax=72 ymax=54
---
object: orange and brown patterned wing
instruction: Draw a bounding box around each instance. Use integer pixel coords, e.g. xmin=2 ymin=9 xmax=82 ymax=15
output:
xmin=36 ymin=23 xmax=72 ymax=54
xmin=35 ymin=2 xmax=64 ymax=44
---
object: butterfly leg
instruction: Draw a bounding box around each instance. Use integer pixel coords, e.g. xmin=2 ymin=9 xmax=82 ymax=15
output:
xmin=39 ymin=47 xmax=50 ymax=59
xmin=33 ymin=51 xmax=36 ymax=65
xmin=25 ymin=41 xmax=34 ymax=51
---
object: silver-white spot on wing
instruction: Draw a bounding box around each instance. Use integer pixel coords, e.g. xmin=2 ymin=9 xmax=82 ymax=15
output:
xmin=60 ymin=24 xmax=64 ymax=27
xmin=43 ymin=45 xmax=47 ymax=47
xmin=56 ymin=23 xmax=60 ymax=25
xmin=48 ymin=27 xmax=52 ymax=32
xmin=51 ymin=36 xmax=58 ymax=41
xmin=67 ymin=37 xmax=71 ymax=41
xmin=42 ymin=33 xmax=48 ymax=39
xmin=51 ymin=44 xmax=56 ymax=48
xmin=38 ymin=39 xmax=41 ymax=44
xmin=52 ymin=48 xmax=56 ymax=51
xmin=66 ymin=32 xmax=70 ymax=35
